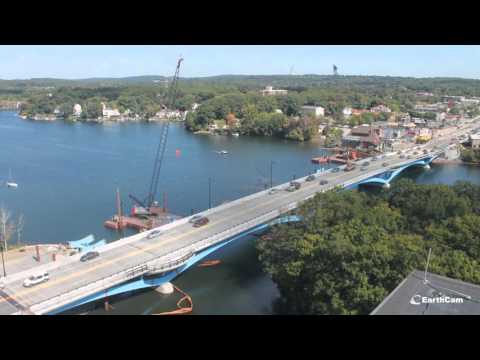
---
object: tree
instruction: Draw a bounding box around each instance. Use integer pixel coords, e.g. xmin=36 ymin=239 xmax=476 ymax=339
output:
xmin=0 ymin=207 xmax=15 ymax=252
xmin=16 ymin=214 xmax=25 ymax=248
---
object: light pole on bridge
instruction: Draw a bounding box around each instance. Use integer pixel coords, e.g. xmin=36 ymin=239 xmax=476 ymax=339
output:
xmin=0 ymin=244 xmax=6 ymax=278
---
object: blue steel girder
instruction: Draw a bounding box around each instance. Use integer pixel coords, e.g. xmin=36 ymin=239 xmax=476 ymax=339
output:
xmin=46 ymin=215 xmax=302 ymax=314
xmin=357 ymin=156 xmax=434 ymax=187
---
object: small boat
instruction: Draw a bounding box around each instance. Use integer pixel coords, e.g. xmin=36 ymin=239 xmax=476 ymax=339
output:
xmin=216 ymin=150 xmax=229 ymax=155
xmin=232 ymin=132 xmax=239 ymax=137
xmin=6 ymin=169 xmax=18 ymax=188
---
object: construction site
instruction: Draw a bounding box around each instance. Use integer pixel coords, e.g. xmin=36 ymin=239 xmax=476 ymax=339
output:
xmin=103 ymin=57 xmax=185 ymax=234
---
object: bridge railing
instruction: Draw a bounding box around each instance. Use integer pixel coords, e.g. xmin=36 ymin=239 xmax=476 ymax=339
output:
xmin=30 ymin=250 xmax=195 ymax=314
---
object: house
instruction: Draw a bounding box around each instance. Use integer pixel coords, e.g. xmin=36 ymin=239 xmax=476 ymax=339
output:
xmin=73 ymin=104 xmax=82 ymax=117
xmin=370 ymin=105 xmax=391 ymax=113
xmin=261 ymin=86 xmax=288 ymax=96
xmin=192 ymin=103 xmax=200 ymax=111
xmin=353 ymin=108 xmax=370 ymax=116
xmin=470 ymin=134 xmax=480 ymax=149
xmin=342 ymin=124 xmax=383 ymax=151
xmin=416 ymin=128 xmax=432 ymax=143
xmin=274 ymin=109 xmax=283 ymax=114
xmin=101 ymin=103 xmax=121 ymax=118
xmin=301 ymin=105 xmax=325 ymax=118
xmin=342 ymin=107 xmax=352 ymax=118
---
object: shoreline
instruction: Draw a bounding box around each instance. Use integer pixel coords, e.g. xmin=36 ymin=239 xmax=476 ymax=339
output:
xmin=433 ymin=158 xmax=480 ymax=166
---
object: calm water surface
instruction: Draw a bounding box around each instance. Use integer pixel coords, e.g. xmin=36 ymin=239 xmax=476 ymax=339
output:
xmin=1 ymin=111 xmax=478 ymax=315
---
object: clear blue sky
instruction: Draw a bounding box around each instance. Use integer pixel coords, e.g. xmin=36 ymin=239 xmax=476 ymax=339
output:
xmin=1 ymin=45 xmax=480 ymax=80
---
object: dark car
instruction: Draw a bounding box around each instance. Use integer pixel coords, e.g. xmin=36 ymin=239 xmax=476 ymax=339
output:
xmin=423 ymin=149 xmax=428 ymax=154
xmin=306 ymin=175 xmax=316 ymax=182
xmin=382 ymin=162 xmax=389 ymax=167
xmin=362 ymin=161 xmax=370 ymax=166
xmin=290 ymin=181 xmax=301 ymax=190
xmin=400 ymin=155 xmax=406 ymax=159
xmin=360 ymin=167 xmax=368 ymax=171
xmin=80 ymin=251 xmax=99 ymax=262
xmin=331 ymin=167 xmax=340 ymax=173
xmin=319 ymin=179 xmax=328 ymax=185
xmin=193 ymin=217 xmax=209 ymax=227
xmin=413 ymin=151 xmax=418 ymax=155
xmin=189 ymin=215 xmax=203 ymax=223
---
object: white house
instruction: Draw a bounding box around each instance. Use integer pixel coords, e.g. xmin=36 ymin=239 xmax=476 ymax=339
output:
xmin=301 ymin=105 xmax=325 ymax=118
xmin=101 ymin=102 xmax=121 ymax=118
xmin=261 ymin=86 xmax=288 ymax=96
xmin=73 ymin=104 xmax=82 ymax=116
xmin=192 ymin=103 xmax=200 ymax=111
xmin=342 ymin=107 xmax=352 ymax=118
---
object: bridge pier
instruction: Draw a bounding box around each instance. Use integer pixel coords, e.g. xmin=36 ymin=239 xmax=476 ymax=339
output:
xmin=424 ymin=164 xmax=431 ymax=170
xmin=382 ymin=183 xmax=391 ymax=189
xmin=155 ymin=282 xmax=174 ymax=295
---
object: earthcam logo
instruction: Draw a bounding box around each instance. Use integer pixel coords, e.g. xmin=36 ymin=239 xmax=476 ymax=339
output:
xmin=409 ymin=294 xmax=464 ymax=305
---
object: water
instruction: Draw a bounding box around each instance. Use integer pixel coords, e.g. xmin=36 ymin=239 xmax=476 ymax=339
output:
xmin=1 ymin=111 xmax=479 ymax=315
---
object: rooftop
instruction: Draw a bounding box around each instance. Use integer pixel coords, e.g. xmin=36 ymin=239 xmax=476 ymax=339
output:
xmin=371 ymin=270 xmax=480 ymax=315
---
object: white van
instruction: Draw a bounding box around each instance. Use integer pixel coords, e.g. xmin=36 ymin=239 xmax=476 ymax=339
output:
xmin=23 ymin=272 xmax=49 ymax=287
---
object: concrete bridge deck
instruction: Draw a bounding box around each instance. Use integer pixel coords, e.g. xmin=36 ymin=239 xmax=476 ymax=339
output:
xmin=0 ymin=122 xmax=477 ymax=315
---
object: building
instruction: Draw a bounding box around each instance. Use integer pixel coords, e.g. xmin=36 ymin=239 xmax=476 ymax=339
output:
xmin=370 ymin=105 xmax=391 ymax=113
xmin=192 ymin=103 xmax=200 ymax=111
xmin=470 ymin=134 xmax=480 ymax=149
xmin=274 ymin=109 xmax=283 ymax=114
xmin=342 ymin=124 xmax=383 ymax=151
xmin=261 ymin=86 xmax=288 ymax=96
xmin=101 ymin=103 xmax=121 ymax=118
xmin=416 ymin=128 xmax=433 ymax=143
xmin=342 ymin=107 xmax=352 ymax=118
xmin=301 ymin=105 xmax=325 ymax=118
xmin=415 ymin=91 xmax=434 ymax=97
xmin=371 ymin=270 xmax=480 ymax=315
xmin=352 ymin=108 xmax=369 ymax=116
xmin=73 ymin=104 xmax=82 ymax=117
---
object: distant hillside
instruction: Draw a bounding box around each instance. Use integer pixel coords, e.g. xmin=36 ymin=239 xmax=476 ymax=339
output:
xmin=2 ymin=74 xmax=480 ymax=97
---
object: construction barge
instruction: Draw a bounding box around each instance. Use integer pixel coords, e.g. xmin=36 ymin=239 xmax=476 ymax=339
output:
xmin=104 ymin=189 xmax=182 ymax=233
xmin=311 ymin=149 xmax=373 ymax=164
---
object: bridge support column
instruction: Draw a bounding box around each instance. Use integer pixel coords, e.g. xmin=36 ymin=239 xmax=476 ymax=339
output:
xmin=155 ymin=282 xmax=174 ymax=295
xmin=382 ymin=183 xmax=391 ymax=189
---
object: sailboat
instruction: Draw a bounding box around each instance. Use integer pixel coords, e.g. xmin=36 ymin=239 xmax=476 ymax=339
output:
xmin=6 ymin=169 xmax=18 ymax=188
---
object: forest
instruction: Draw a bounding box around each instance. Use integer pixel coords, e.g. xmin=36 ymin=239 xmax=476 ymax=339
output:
xmin=256 ymin=179 xmax=480 ymax=314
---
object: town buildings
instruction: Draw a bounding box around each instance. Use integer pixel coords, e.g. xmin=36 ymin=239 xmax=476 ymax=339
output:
xmin=101 ymin=102 xmax=121 ymax=119
xmin=301 ymin=105 xmax=325 ymax=118
xmin=261 ymin=86 xmax=288 ymax=96
xmin=73 ymin=104 xmax=82 ymax=117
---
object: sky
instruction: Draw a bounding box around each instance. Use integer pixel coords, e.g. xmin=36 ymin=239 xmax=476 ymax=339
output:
xmin=0 ymin=45 xmax=479 ymax=80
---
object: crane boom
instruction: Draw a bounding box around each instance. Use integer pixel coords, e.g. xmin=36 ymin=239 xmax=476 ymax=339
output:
xmin=146 ymin=57 xmax=183 ymax=208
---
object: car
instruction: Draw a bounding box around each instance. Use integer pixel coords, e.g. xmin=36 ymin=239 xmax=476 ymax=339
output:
xmin=400 ymin=155 xmax=406 ymax=159
xmin=382 ymin=162 xmax=389 ymax=167
xmin=397 ymin=151 xmax=402 ymax=155
xmin=331 ymin=167 xmax=340 ymax=173
xmin=268 ymin=188 xmax=280 ymax=195
xmin=362 ymin=161 xmax=370 ymax=166
xmin=407 ymin=155 xmax=412 ymax=159
xmin=360 ymin=167 xmax=368 ymax=171
xmin=189 ymin=215 xmax=203 ymax=223
xmin=306 ymin=175 xmax=316 ymax=182
xmin=23 ymin=272 xmax=49 ymax=288
xmin=193 ymin=217 xmax=209 ymax=227
xmin=319 ymin=179 xmax=328 ymax=185
xmin=372 ymin=156 xmax=378 ymax=161
xmin=413 ymin=151 xmax=418 ymax=155
xmin=80 ymin=251 xmax=99 ymax=262
xmin=423 ymin=149 xmax=428 ymax=154
xmin=146 ymin=229 xmax=163 ymax=239
xmin=290 ymin=181 xmax=301 ymax=189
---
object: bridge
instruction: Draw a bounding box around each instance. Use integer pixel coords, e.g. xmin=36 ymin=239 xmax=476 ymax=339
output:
xmin=0 ymin=122 xmax=477 ymax=315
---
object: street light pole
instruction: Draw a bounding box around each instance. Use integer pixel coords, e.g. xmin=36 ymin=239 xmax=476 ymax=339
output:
xmin=0 ymin=244 xmax=6 ymax=278
xmin=208 ymin=177 xmax=212 ymax=209
xmin=270 ymin=160 xmax=275 ymax=188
